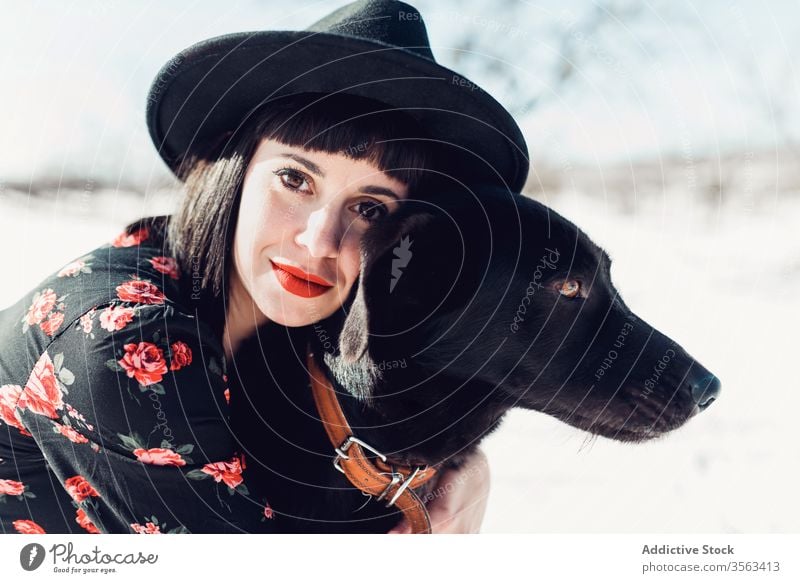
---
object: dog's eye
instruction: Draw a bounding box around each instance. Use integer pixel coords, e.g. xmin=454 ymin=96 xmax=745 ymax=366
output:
xmin=559 ymin=279 xmax=581 ymax=298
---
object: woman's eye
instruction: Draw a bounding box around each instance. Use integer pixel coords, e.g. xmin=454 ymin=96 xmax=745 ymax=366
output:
xmin=353 ymin=200 xmax=388 ymax=223
xmin=558 ymin=279 xmax=581 ymax=298
xmin=274 ymin=168 xmax=311 ymax=193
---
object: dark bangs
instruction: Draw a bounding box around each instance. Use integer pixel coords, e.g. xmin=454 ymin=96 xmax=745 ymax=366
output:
xmin=141 ymin=92 xmax=435 ymax=301
xmin=240 ymin=92 xmax=431 ymax=191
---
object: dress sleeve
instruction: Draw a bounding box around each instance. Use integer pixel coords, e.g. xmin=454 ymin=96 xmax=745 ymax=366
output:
xmin=14 ymin=301 xmax=276 ymax=534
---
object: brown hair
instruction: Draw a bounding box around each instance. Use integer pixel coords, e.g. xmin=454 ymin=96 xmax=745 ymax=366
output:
xmin=126 ymin=92 xmax=435 ymax=301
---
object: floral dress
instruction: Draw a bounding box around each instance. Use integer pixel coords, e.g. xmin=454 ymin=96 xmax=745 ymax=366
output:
xmin=0 ymin=221 xmax=276 ymax=534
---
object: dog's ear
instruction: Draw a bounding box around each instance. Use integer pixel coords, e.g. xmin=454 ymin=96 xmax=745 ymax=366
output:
xmin=338 ymin=279 xmax=370 ymax=363
xmin=338 ymin=210 xmax=437 ymax=364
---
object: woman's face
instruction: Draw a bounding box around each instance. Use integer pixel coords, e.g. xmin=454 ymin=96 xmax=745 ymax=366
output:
xmin=231 ymin=138 xmax=409 ymax=327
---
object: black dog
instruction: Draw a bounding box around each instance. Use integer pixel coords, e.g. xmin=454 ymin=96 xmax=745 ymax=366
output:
xmin=234 ymin=185 xmax=721 ymax=533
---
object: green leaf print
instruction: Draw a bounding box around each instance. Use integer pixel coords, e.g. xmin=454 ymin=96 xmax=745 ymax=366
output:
xmin=116 ymin=432 xmax=145 ymax=451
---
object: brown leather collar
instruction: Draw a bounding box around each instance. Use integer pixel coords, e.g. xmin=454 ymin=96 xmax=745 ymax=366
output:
xmin=306 ymin=342 xmax=438 ymax=534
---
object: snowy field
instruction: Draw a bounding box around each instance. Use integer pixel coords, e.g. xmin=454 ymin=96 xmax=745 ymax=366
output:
xmin=1 ymin=169 xmax=798 ymax=533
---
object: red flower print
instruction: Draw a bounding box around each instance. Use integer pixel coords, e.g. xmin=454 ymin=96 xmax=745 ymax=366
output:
xmin=201 ymin=456 xmax=244 ymax=489
xmin=54 ymin=423 xmax=89 ymax=444
xmin=119 ymin=342 xmax=167 ymax=386
xmin=130 ymin=522 xmax=161 ymax=534
xmin=0 ymin=384 xmax=31 ymax=436
xmin=112 ymin=227 xmax=149 ymax=248
xmin=39 ymin=310 xmax=65 ymax=336
xmin=57 ymin=259 xmax=85 ymax=278
xmin=99 ymin=305 xmax=135 ymax=332
xmin=263 ymin=502 xmax=274 ymax=520
xmin=0 ymin=479 xmax=25 ymax=496
xmin=169 ymin=341 xmax=192 ymax=371
xmin=13 ymin=519 xmax=46 ymax=534
xmin=66 ymin=403 xmax=91 ymax=429
xmin=116 ymin=279 xmax=165 ymax=305
xmin=19 ymin=352 xmax=64 ymax=419
xmin=76 ymin=508 xmax=100 ymax=534
xmin=24 ymin=288 xmax=56 ymax=326
xmin=64 ymin=475 xmax=99 ymax=503
xmin=79 ymin=310 xmax=95 ymax=334
xmin=133 ymin=447 xmax=186 ymax=467
xmin=149 ymin=256 xmax=180 ymax=280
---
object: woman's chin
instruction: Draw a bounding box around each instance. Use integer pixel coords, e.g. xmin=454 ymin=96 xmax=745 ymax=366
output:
xmin=262 ymin=297 xmax=336 ymax=328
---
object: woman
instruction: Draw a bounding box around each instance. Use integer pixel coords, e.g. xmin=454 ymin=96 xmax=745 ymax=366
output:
xmin=0 ymin=0 xmax=528 ymax=534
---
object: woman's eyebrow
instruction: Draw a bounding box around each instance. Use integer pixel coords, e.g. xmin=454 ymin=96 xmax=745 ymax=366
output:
xmin=280 ymin=153 xmax=325 ymax=177
xmin=280 ymin=152 xmax=400 ymax=200
xmin=358 ymin=185 xmax=399 ymax=200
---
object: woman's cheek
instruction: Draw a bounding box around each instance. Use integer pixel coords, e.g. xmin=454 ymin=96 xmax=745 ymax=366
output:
xmin=237 ymin=182 xmax=270 ymax=241
xmin=265 ymin=187 xmax=304 ymax=235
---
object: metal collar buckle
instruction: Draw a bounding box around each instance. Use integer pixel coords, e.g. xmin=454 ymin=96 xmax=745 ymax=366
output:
xmin=379 ymin=466 xmax=424 ymax=508
xmin=332 ymin=435 xmax=387 ymax=473
xmin=331 ymin=436 xmax=427 ymax=508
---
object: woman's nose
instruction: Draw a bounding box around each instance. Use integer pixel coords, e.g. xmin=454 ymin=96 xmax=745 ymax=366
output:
xmin=295 ymin=204 xmax=341 ymax=259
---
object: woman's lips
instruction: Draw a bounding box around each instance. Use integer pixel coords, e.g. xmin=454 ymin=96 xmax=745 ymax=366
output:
xmin=270 ymin=260 xmax=333 ymax=298
xmin=272 ymin=261 xmax=333 ymax=286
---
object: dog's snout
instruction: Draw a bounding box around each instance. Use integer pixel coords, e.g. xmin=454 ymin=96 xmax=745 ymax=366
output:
xmin=690 ymin=373 xmax=721 ymax=411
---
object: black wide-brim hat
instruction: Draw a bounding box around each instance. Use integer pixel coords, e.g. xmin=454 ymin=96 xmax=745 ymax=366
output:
xmin=146 ymin=0 xmax=530 ymax=192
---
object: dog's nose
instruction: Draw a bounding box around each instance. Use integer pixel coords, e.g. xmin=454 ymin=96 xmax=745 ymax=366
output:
xmin=690 ymin=373 xmax=721 ymax=411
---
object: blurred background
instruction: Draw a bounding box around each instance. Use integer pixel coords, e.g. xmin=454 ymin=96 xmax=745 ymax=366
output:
xmin=1 ymin=0 xmax=798 ymax=533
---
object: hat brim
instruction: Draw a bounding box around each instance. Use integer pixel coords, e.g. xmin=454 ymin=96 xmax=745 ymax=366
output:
xmin=146 ymin=30 xmax=529 ymax=192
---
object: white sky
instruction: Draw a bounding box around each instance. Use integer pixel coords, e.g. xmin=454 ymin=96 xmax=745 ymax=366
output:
xmin=0 ymin=0 xmax=798 ymax=184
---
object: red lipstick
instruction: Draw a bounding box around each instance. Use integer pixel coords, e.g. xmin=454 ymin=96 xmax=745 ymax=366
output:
xmin=270 ymin=260 xmax=333 ymax=298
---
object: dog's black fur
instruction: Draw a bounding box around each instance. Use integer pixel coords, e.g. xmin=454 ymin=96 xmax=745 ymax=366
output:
xmin=232 ymin=185 xmax=720 ymax=533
